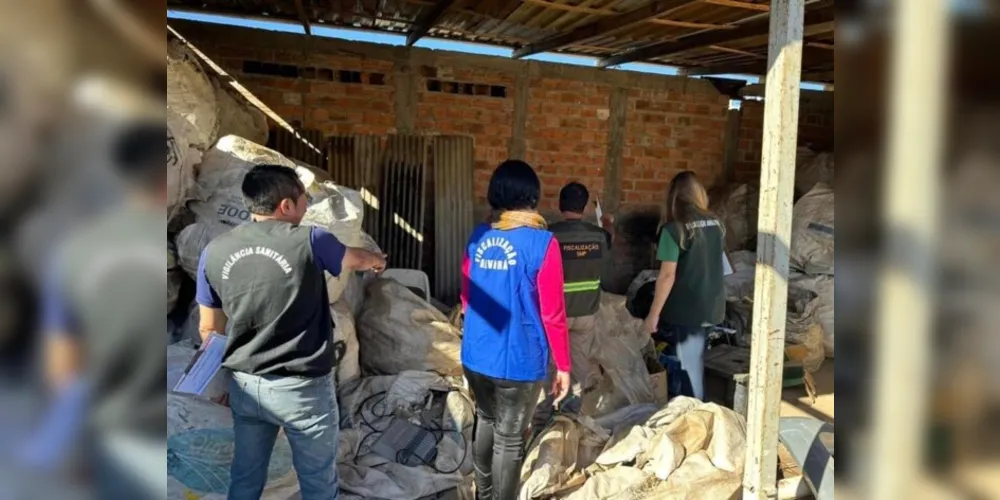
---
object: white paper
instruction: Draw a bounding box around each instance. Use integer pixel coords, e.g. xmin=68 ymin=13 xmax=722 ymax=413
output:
xmin=173 ymin=333 xmax=227 ymax=395
xmin=595 ymin=197 xmax=603 ymax=225
xmin=722 ymin=252 xmax=734 ymax=276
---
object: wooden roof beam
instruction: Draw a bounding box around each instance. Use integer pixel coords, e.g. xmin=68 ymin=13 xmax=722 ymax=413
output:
xmin=700 ymin=0 xmax=770 ymax=12
xmin=294 ymin=0 xmax=312 ymax=35
xmin=512 ymin=0 xmax=697 ymax=59
xmin=406 ymin=0 xmax=458 ymax=46
xmin=597 ymin=7 xmax=834 ymax=67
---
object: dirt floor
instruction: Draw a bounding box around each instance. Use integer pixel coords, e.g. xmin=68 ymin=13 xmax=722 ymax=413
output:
xmin=780 ymin=360 xmax=834 ymax=423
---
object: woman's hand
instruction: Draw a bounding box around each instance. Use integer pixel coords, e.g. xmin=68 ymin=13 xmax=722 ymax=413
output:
xmin=643 ymin=314 xmax=659 ymax=335
xmin=551 ymin=371 xmax=571 ymax=409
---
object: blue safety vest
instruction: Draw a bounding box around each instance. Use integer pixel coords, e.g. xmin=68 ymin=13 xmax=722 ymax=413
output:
xmin=462 ymin=223 xmax=555 ymax=382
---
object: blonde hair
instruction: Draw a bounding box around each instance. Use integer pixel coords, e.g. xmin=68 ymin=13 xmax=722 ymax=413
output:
xmin=664 ymin=171 xmax=713 ymax=250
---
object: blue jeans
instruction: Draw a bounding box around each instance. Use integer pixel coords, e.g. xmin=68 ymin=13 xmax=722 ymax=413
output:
xmin=654 ymin=325 xmax=708 ymax=400
xmin=228 ymin=372 xmax=339 ymax=500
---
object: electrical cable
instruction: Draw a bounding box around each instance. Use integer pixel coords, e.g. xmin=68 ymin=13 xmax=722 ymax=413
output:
xmin=352 ymin=388 xmax=472 ymax=476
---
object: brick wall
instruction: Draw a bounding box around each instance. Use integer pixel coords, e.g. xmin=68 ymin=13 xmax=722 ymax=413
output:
xmin=526 ymin=79 xmax=611 ymax=210
xmin=735 ymin=91 xmax=834 ymax=184
xmin=624 ymin=89 xmax=729 ymax=208
xmin=417 ymin=65 xmax=517 ymax=205
xmin=177 ymin=20 xmax=744 ymax=213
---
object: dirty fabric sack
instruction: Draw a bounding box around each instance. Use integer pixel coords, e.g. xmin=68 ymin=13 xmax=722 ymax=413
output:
xmin=167 ymin=110 xmax=201 ymax=221
xmin=336 ymin=371 xmax=473 ymax=500
xmin=167 ymin=39 xmax=218 ymax=150
xmin=213 ymin=81 xmax=268 ymax=146
xmin=580 ymin=294 xmax=659 ymax=417
xmin=569 ymin=398 xmax=745 ymax=499
xmin=332 ymin=301 xmax=361 ymax=384
xmin=357 ymin=279 xmax=463 ymax=376
xmin=790 ymin=184 xmax=835 ymax=275
xmin=167 ymin=393 xmax=299 ymax=500
xmin=796 ymin=151 xmax=834 ymax=197
xmin=711 ymin=184 xmax=759 ymax=252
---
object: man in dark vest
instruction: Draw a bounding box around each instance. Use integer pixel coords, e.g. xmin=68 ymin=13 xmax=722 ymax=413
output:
xmin=533 ymin=182 xmax=614 ymax=427
xmin=196 ymin=164 xmax=386 ymax=500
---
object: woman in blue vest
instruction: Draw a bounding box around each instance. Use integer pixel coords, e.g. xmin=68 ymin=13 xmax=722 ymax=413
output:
xmin=460 ymin=160 xmax=571 ymax=500
xmin=643 ymin=171 xmax=726 ymax=401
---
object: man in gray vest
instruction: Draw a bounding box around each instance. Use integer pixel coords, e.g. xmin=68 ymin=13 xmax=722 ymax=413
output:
xmin=196 ymin=164 xmax=385 ymax=500
xmin=40 ymin=121 xmax=167 ymax=499
xmin=533 ymin=182 xmax=614 ymax=427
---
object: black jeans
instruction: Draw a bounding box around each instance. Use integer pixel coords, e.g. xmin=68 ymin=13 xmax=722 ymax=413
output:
xmin=464 ymin=367 xmax=542 ymax=500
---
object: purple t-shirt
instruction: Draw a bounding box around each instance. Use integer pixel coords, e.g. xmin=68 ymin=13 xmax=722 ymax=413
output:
xmin=195 ymin=226 xmax=347 ymax=308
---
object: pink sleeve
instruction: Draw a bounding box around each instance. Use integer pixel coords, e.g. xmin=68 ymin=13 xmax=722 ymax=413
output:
xmin=461 ymin=254 xmax=471 ymax=312
xmin=537 ymin=236 xmax=571 ymax=372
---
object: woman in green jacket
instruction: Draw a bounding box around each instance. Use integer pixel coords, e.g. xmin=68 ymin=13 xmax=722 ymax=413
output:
xmin=643 ymin=171 xmax=726 ymax=400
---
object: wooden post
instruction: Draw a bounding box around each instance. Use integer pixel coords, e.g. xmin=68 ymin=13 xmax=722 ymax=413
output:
xmin=741 ymin=1 xmax=804 ymax=499
xmin=870 ymin=0 xmax=947 ymax=497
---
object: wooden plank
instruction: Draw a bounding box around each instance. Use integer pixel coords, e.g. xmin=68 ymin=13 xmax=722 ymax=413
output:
xmin=648 ymin=19 xmax=737 ymax=29
xmin=602 ymin=87 xmax=628 ymax=214
xmin=709 ymin=44 xmax=766 ymax=59
xmin=523 ymin=0 xmax=738 ymax=30
xmin=741 ymin=1 xmax=805 ymax=499
xmin=721 ymin=107 xmax=742 ymax=184
xmin=507 ymin=72 xmax=530 ymax=160
xmin=701 ymin=0 xmax=770 ymax=11
xmin=512 ymin=0 xmax=698 ymax=59
xmin=406 ymin=0 xmax=458 ymax=46
xmin=597 ymin=6 xmax=832 ymax=68
xmin=870 ymin=0 xmax=946 ymax=498
xmin=522 ymin=0 xmax=616 ymax=15
xmin=294 ymin=0 xmax=312 ymax=35
xmin=806 ymin=41 xmax=834 ymax=50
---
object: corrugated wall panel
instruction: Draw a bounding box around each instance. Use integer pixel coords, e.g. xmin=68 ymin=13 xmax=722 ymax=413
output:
xmin=432 ymin=136 xmax=475 ymax=306
xmin=327 ymin=135 xmax=383 ymax=238
xmin=267 ymin=127 xmax=325 ymax=168
xmin=376 ymin=135 xmax=429 ymax=271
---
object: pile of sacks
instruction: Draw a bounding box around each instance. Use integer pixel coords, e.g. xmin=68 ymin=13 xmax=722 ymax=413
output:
xmin=520 ymin=397 xmax=747 ymax=499
xmin=711 ymin=147 xmax=833 ymax=253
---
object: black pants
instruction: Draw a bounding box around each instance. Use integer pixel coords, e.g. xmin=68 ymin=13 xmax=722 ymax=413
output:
xmin=464 ymin=367 xmax=542 ymax=500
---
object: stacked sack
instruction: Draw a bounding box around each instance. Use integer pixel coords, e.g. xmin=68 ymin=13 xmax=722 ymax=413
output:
xmin=789 ymin=183 xmax=835 ymax=357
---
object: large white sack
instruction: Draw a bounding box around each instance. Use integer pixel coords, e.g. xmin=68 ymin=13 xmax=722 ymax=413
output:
xmin=168 ymin=241 xmax=182 ymax=312
xmin=168 ymin=110 xmax=200 ymax=221
xmin=214 ymin=81 xmax=268 ymax=146
xmin=302 ymin=183 xmax=378 ymax=304
xmin=790 ymin=184 xmax=835 ymax=275
xmin=796 ymin=151 xmax=834 ymax=196
xmin=176 ymin=221 xmax=229 ymax=279
xmin=335 ymin=372 xmax=473 ymax=499
xmin=167 ymin=393 xmax=299 ymax=500
xmin=190 ymin=136 xmax=297 ymax=228
xmin=711 ymin=184 xmax=759 ymax=252
xmin=167 ymin=39 xmax=218 ymax=149
xmin=357 ymin=279 xmax=463 ymax=376
xmin=793 ymin=274 xmax=835 ymax=358
xmin=332 ymin=301 xmax=361 ymax=384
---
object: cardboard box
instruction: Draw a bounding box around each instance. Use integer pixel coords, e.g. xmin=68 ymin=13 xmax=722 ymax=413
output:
xmin=647 ymin=357 xmax=668 ymax=407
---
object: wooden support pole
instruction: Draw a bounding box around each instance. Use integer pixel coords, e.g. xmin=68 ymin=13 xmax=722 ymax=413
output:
xmin=741 ymin=0 xmax=804 ymax=498
xmin=722 ymin=105 xmax=743 ymax=184
xmin=870 ymin=0 xmax=947 ymax=497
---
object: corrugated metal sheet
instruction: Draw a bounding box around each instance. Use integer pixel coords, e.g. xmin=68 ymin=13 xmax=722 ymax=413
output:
xmin=375 ymin=135 xmax=429 ymax=271
xmin=431 ymin=136 xmax=475 ymax=306
xmin=317 ymin=133 xmax=475 ymax=304
xmin=267 ymin=127 xmax=325 ymax=168
xmin=327 ymin=135 xmax=383 ymax=239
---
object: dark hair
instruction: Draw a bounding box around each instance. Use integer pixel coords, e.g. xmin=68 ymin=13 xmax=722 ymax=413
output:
xmin=487 ymin=160 xmax=540 ymax=211
xmin=559 ymin=182 xmax=589 ymax=213
xmin=241 ymin=164 xmax=305 ymax=215
xmin=114 ymin=121 xmax=166 ymax=189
